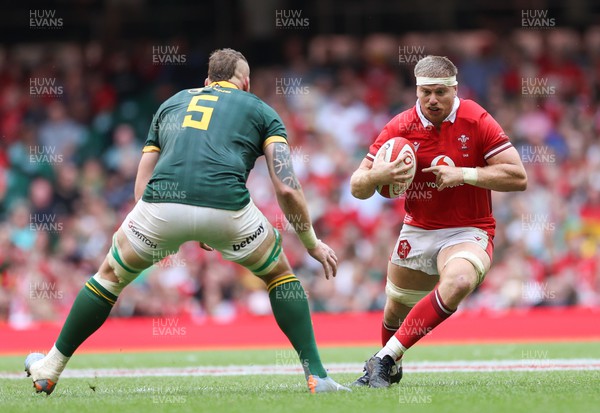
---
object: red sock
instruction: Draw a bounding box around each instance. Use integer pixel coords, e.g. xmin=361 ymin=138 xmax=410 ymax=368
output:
xmin=395 ymin=288 xmax=454 ymax=351
xmin=381 ymin=322 xmax=398 ymax=346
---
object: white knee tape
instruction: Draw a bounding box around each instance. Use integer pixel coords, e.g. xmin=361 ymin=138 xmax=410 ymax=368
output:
xmin=444 ymin=251 xmax=486 ymax=284
xmin=106 ymin=253 xmax=140 ymax=288
xmin=92 ymin=272 xmax=124 ymax=296
xmin=385 ymin=279 xmax=430 ymax=307
xmin=246 ymin=228 xmax=283 ymax=276
xmin=106 ymin=235 xmax=144 ymax=288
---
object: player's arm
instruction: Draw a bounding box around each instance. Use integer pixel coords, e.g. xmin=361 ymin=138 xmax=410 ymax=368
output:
xmin=264 ymin=141 xmax=314 ymax=240
xmin=469 ymin=147 xmax=527 ymax=191
xmin=350 ymin=158 xmax=377 ymax=199
xmin=264 ymin=141 xmax=337 ymax=278
xmin=134 ymin=152 xmax=160 ymax=202
xmin=137 ymin=106 xmax=163 ymax=202
xmin=350 ymin=152 xmax=413 ymax=199
xmin=422 ymin=147 xmax=527 ymax=191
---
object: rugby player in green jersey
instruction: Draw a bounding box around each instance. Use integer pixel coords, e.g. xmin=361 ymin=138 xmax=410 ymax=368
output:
xmin=25 ymin=48 xmax=350 ymax=394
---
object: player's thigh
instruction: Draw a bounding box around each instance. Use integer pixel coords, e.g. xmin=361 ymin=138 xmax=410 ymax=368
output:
xmin=387 ymin=261 xmax=439 ymax=291
xmin=113 ymin=227 xmax=152 ymax=269
xmin=236 ymin=225 xmax=293 ymax=285
xmin=384 ymin=262 xmax=438 ymax=324
xmin=388 ymin=224 xmax=440 ymax=289
xmin=200 ymin=201 xmax=292 ymax=284
xmin=118 ymin=201 xmax=191 ymax=268
xmin=437 ymin=241 xmax=491 ymax=287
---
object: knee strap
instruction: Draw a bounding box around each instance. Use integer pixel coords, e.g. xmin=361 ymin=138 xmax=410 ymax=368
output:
xmin=444 ymin=251 xmax=486 ymax=285
xmin=106 ymin=234 xmax=145 ymax=288
xmin=247 ymin=228 xmax=283 ymax=276
xmin=385 ymin=279 xmax=430 ymax=307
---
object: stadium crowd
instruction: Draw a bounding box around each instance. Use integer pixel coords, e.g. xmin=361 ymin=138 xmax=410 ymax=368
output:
xmin=1 ymin=28 xmax=599 ymax=325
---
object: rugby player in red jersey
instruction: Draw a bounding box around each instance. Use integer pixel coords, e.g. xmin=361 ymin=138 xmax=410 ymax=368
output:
xmin=350 ymin=55 xmax=527 ymax=387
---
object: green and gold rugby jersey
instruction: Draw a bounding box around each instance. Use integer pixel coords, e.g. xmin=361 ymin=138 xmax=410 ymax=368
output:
xmin=142 ymin=81 xmax=287 ymax=210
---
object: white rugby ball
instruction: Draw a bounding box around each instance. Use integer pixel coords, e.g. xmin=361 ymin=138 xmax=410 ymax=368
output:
xmin=375 ymin=137 xmax=416 ymax=198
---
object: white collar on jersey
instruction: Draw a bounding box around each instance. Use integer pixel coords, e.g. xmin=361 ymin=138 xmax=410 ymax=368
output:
xmin=416 ymin=96 xmax=460 ymax=128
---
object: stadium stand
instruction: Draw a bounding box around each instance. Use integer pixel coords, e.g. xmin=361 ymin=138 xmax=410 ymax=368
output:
xmin=1 ymin=29 xmax=599 ymax=325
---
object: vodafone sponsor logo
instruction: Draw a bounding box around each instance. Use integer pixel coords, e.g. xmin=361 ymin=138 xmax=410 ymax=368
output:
xmin=430 ymin=155 xmax=455 ymax=168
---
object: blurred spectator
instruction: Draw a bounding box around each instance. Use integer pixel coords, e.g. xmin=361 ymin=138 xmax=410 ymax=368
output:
xmin=103 ymin=124 xmax=142 ymax=175
xmin=37 ymin=100 xmax=87 ymax=163
xmin=1 ymin=30 xmax=600 ymax=324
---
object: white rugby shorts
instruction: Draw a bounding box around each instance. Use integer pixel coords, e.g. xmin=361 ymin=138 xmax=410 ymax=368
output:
xmin=390 ymin=224 xmax=493 ymax=276
xmin=121 ymin=199 xmax=270 ymax=263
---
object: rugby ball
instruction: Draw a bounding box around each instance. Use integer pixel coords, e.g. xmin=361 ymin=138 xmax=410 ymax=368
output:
xmin=375 ymin=137 xmax=416 ymax=198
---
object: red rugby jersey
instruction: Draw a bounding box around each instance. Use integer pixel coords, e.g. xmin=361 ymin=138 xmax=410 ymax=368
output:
xmin=366 ymin=98 xmax=512 ymax=237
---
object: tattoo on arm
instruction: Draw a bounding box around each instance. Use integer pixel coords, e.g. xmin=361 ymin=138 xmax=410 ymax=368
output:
xmin=272 ymin=143 xmax=301 ymax=189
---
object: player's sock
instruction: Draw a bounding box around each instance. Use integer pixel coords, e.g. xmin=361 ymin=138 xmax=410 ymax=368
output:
xmin=55 ymin=275 xmax=118 ymax=357
xmin=376 ymin=288 xmax=454 ymax=360
xmin=381 ymin=321 xmax=398 ymax=346
xmin=267 ymin=275 xmax=327 ymax=378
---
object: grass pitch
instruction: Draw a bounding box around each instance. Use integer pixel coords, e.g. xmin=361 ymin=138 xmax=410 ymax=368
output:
xmin=1 ymin=342 xmax=599 ymax=413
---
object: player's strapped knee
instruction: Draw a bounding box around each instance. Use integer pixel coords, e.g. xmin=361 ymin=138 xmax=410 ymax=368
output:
xmin=247 ymin=228 xmax=283 ymax=276
xmin=106 ymin=234 xmax=145 ymax=293
xmin=444 ymin=251 xmax=486 ymax=285
xmin=385 ymin=278 xmax=430 ymax=307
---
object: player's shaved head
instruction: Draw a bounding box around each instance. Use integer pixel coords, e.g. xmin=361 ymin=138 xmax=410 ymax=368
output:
xmin=414 ymin=55 xmax=457 ymax=78
xmin=208 ymin=48 xmax=248 ymax=82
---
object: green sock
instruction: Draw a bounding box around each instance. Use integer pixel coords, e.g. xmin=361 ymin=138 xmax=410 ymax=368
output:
xmin=55 ymin=277 xmax=117 ymax=357
xmin=268 ymin=275 xmax=327 ymax=378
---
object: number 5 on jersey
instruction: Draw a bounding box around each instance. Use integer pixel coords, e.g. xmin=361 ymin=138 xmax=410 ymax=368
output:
xmin=182 ymin=95 xmax=219 ymax=130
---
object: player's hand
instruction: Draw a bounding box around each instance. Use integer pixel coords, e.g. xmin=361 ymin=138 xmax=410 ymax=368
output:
xmin=198 ymin=242 xmax=214 ymax=251
xmin=371 ymin=150 xmax=413 ymax=186
xmin=307 ymin=240 xmax=338 ymax=280
xmin=422 ymin=165 xmax=463 ymax=191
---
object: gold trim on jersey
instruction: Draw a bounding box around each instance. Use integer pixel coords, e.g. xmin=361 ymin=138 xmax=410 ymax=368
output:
xmin=142 ymin=145 xmax=161 ymax=153
xmin=209 ymin=81 xmax=239 ymax=89
xmin=263 ymin=135 xmax=288 ymax=149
